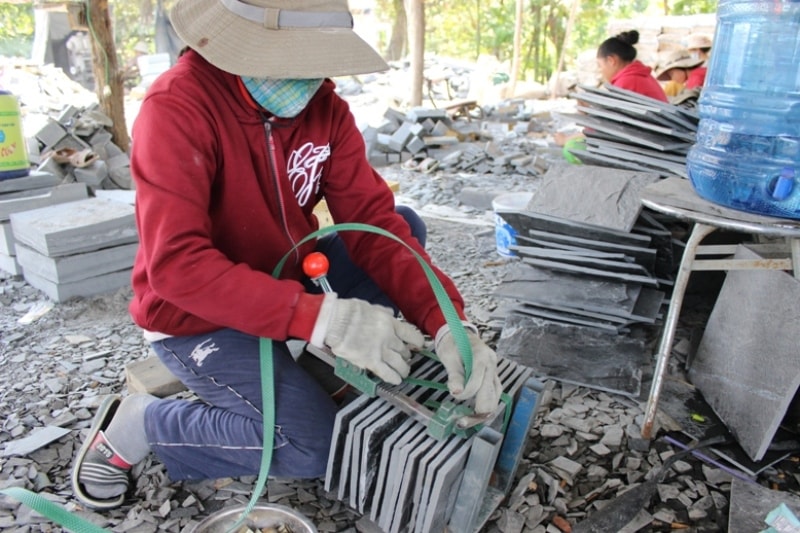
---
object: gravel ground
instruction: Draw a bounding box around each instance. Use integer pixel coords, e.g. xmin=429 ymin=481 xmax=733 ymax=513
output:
xmin=1 ymin=115 xmax=798 ymax=532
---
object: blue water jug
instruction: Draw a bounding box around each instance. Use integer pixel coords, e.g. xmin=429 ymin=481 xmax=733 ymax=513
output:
xmin=686 ymin=0 xmax=800 ymax=219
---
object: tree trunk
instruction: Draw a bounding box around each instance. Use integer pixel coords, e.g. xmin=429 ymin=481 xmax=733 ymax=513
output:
xmin=385 ymin=0 xmax=407 ymax=61
xmin=551 ymin=0 xmax=579 ymax=99
xmin=509 ymin=0 xmax=524 ymax=96
xmin=406 ymin=0 xmax=424 ymax=107
xmin=86 ymin=0 xmax=130 ymax=152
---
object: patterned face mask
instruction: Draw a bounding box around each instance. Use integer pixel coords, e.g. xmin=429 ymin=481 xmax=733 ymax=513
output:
xmin=240 ymin=76 xmax=324 ymax=118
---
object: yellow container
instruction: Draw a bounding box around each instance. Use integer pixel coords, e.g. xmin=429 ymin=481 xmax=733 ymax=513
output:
xmin=0 ymin=91 xmax=30 ymax=180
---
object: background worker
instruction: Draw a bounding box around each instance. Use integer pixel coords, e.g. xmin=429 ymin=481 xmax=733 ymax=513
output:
xmin=655 ymin=50 xmax=705 ymax=97
xmin=72 ymin=0 xmax=502 ymax=511
xmin=685 ymin=33 xmax=713 ymax=89
xmin=595 ymin=30 xmax=668 ymax=103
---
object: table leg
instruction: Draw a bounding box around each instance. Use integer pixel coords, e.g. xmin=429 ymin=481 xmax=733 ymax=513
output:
xmin=791 ymin=238 xmax=800 ymax=279
xmin=641 ymin=222 xmax=717 ymax=439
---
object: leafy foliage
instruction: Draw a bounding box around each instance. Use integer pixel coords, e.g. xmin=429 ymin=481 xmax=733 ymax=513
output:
xmin=0 ymin=4 xmax=34 ymax=58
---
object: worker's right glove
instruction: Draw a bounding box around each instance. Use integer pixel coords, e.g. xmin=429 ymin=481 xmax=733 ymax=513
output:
xmin=434 ymin=322 xmax=502 ymax=415
xmin=310 ymin=294 xmax=425 ymax=385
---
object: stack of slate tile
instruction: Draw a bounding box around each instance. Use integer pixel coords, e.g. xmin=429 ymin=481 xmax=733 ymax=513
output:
xmin=561 ymin=84 xmax=699 ymax=178
xmin=0 ymin=174 xmax=90 ymax=276
xmin=494 ymin=164 xmax=677 ymax=397
xmin=9 ymin=197 xmax=137 ymax=301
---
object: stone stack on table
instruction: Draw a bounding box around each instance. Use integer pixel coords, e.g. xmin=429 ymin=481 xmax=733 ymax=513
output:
xmin=9 ymin=197 xmax=137 ymax=301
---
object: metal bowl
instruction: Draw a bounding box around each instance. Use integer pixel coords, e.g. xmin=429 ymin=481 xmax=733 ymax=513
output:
xmin=191 ymin=503 xmax=318 ymax=533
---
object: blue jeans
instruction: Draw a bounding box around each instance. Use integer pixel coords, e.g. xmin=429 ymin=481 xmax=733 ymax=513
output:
xmin=144 ymin=206 xmax=426 ymax=481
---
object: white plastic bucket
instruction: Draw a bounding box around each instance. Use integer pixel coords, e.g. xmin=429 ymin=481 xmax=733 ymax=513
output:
xmin=492 ymin=192 xmax=533 ymax=257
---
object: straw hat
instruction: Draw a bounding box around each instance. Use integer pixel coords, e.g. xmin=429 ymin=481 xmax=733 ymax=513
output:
xmin=170 ymin=0 xmax=389 ymax=78
xmin=686 ymin=33 xmax=713 ymax=51
xmin=654 ymin=50 xmax=704 ymax=80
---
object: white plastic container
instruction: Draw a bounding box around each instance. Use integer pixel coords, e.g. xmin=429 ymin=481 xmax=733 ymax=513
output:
xmin=492 ymin=192 xmax=533 ymax=257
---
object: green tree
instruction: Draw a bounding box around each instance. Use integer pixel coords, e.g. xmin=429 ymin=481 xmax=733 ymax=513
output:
xmin=0 ymin=4 xmax=34 ymax=58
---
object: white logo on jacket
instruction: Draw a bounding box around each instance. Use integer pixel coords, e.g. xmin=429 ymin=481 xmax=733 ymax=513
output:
xmin=287 ymin=142 xmax=330 ymax=206
xmin=189 ymin=338 xmax=219 ymax=367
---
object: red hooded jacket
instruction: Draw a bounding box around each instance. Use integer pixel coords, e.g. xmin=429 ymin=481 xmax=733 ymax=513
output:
xmin=129 ymin=50 xmax=465 ymax=341
xmin=611 ymin=60 xmax=668 ymax=102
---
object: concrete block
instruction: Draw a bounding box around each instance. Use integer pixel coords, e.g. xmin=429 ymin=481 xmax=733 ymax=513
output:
xmin=23 ymin=267 xmax=133 ymax=302
xmin=375 ymin=133 xmax=392 ymax=153
xmin=15 ymin=242 xmax=137 ymax=283
xmin=0 ymin=252 xmax=22 ymax=276
xmin=405 ymin=135 xmax=427 ymax=154
xmin=431 ymin=121 xmax=451 ymax=137
xmin=387 ymin=122 xmax=414 ymax=152
xmin=408 ymin=122 xmax=425 ymax=137
xmin=0 ymin=171 xmax=62 ymax=195
xmin=56 ymin=105 xmax=80 ymax=124
xmin=89 ymin=129 xmax=113 ymax=148
xmin=406 ymin=107 xmax=448 ymax=122
xmin=73 ymin=159 xmax=109 ymax=188
xmin=689 ymin=245 xmax=800 ymax=461
xmin=106 ymin=166 xmax=133 ymax=190
xmin=10 ymin=196 xmax=136 ymax=257
xmin=51 ymin=134 xmax=90 ymax=153
xmin=0 ymin=221 xmax=14 ymax=255
xmin=35 ymin=156 xmax=68 ymax=180
xmin=26 ymin=136 xmax=41 ymax=165
xmin=35 ymin=120 xmax=68 ymax=149
xmin=126 ymin=354 xmax=186 ymax=397
xmin=0 ymin=183 xmax=89 ymax=222
xmin=421 ymin=118 xmax=436 ymax=133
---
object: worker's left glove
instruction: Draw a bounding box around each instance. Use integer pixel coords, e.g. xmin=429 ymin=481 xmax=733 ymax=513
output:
xmin=434 ymin=322 xmax=502 ymax=414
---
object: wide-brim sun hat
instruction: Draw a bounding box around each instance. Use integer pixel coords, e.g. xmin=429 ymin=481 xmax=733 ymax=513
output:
xmin=654 ymin=50 xmax=704 ymax=80
xmin=170 ymin=0 xmax=389 ymax=78
xmin=686 ymin=33 xmax=713 ymax=51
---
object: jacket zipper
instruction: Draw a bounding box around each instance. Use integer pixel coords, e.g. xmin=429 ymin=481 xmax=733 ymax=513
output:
xmin=263 ymin=118 xmax=300 ymax=267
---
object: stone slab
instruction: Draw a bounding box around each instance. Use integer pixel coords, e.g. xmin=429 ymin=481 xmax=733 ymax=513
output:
xmin=496 ymin=314 xmax=649 ymax=397
xmin=0 ymin=171 xmax=62 ymax=194
xmin=0 ymin=252 xmax=22 ymax=276
xmin=500 ymin=211 xmax=652 ymax=249
xmin=526 ymin=164 xmax=660 ymax=232
xmin=10 ymin=197 xmax=137 ymax=257
xmin=728 ymin=477 xmax=800 ymax=533
xmin=125 ymin=354 xmax=187 ymax=397
xmin=0 ymin=221 xmax=14 ymax=256
xmin=3 ymin=426 xmax=71 ymax=457
xmin=688 ymin=245 xmax=800 ymax=461
xmin=0 ymin=183 xmax=89 ymax=222
xmin=15 ymin=242 xmax=137 ymax=283
xmin=23 ymin=267 xmax=133 ymax=302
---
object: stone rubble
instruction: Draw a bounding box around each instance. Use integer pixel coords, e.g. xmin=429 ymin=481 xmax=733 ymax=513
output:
xmin=0 ymin=64 xmax=798 ymax=533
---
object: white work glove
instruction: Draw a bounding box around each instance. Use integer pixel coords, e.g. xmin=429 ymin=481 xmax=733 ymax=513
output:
xmin=434 ymin=322 xmax=502 ymax=414
xmin=309 ymin=294 xmax=424 ymax=385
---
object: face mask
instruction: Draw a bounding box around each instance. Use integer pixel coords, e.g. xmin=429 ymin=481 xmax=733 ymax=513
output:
xmin=241 ymin=77 xmax=324 ymax=118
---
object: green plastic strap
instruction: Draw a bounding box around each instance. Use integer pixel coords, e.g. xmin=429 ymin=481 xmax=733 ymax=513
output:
xmin=0 ymin=487 xmax=108 ymax=533
xmin=273 ymin=222 xmax=473 ymax=378
xmin=225 ymin=337 xmax=276 ymax=532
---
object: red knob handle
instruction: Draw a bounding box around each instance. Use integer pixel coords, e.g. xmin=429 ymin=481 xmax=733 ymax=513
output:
xmin=303 ymin=252 xmax=330 ymax=279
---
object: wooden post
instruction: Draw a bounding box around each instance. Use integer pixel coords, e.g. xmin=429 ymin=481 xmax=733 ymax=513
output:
xmin=407 ymin=0 xmax=424 ymax=107
xmin=86 ymin=0 xmax=130 ymax=152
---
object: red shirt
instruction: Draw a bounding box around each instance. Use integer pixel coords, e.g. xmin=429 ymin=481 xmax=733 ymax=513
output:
xmin=686 ymin=66 xmax=707 ymax=89
xmin=129 ymin=50 xmax=465 ymax=341
xmin=611 ymin=60 xmax=669 ymax=102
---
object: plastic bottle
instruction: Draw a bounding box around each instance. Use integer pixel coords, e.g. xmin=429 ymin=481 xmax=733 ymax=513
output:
xmin=0 ymin=90 xmax=30 ymax=180
xmin=686 ymin=0 xmax=800 ymax=219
